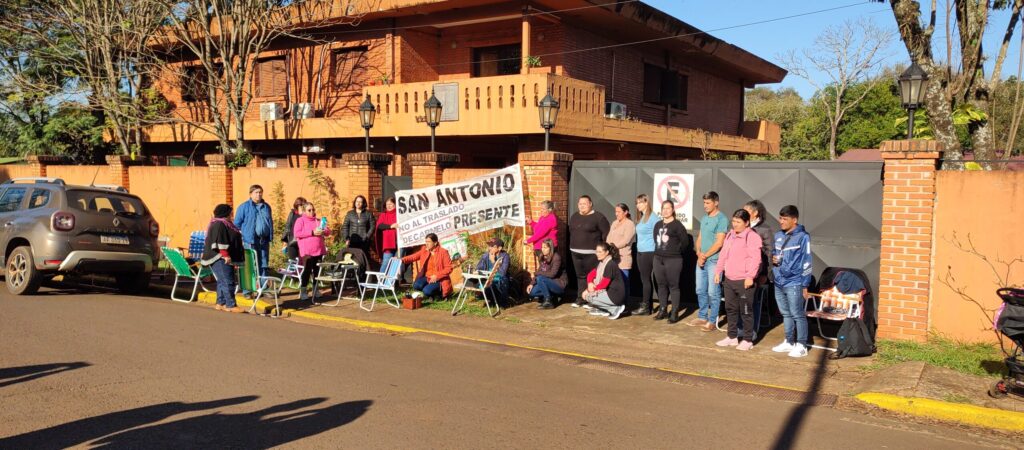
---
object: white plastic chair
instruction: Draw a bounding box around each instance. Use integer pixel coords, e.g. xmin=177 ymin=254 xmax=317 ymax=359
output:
xmin=276 ymin=258 xmax=304 ymax=293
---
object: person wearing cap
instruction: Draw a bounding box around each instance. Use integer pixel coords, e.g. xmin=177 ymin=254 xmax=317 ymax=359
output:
xmin=476 ymin=237 xmax=511 ymax=305
xmin=201 ymin=204 xmax=245 ymax=313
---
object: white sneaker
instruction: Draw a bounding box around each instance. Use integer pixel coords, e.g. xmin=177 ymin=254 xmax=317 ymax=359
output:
xmin=772 ymin=341 xmax=794 ymax=353
xmin=788 ymin=344 xmax=808 ymax=358
xmin=589 ymin=309 xmax=610 ymax=317
xmin=608 ymin=305 xmax=625 ymax=320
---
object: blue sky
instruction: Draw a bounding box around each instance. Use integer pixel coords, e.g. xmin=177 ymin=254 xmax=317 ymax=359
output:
xmin=643 ymin=0 xmax=1022 ymax=98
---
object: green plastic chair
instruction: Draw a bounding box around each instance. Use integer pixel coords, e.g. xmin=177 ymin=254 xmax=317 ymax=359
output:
xmin=161 ymin=247 xmax=212 ymax=303
xmin=240 ymin=248 xmax=282 ymax=316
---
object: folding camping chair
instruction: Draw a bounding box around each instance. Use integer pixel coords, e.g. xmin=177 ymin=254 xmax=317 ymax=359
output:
xmin=357 ymin=258 xmax=402 ymax=312
xmin=806 ymin=268 xmax=869 ymax=352
xmin=453 ymin=264 xmax=499 ymax=317
xmin=276 ymin=258 xmax=304 ymax=292
xmin=160 ymin=247 xmax=212 ymax=303
xmin=239 ymin=248 xmax=283 ymax=317
xmin=186 ymin=231 xmax=206 ymax=263
xmin=312 ymin=259 xmax=360 ymax=307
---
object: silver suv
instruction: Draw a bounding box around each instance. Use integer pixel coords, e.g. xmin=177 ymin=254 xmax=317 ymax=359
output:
xmin=0 ymin=178 xmax=159 ymax=295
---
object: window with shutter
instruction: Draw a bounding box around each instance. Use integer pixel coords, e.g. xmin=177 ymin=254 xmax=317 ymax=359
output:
xmin=643 ymin=64 xmax=688 ymax=110
xmin=472 ymin=44 xmax=521 ymax=77
xmin=332 ymin=47 xmax=368 ymax=92
xmin=256 ymin=57 xmax=287 ymax=97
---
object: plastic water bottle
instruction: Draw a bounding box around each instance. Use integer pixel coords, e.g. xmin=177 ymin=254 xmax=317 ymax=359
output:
xmin=319 ymin=217 xmax=328 ymax=230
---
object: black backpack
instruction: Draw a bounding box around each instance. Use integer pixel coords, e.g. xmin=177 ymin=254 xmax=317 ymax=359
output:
xmin=830 ymin=318 xmax=876 ymax=359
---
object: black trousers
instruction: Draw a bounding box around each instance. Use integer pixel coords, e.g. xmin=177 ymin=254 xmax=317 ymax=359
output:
xmin=652 ymin=255 xmax=682 ymax=312
xmin=723 ymin=278 xmax=755 ymax=341
xmin=637 ymin=252 xmax=655 ymax=308
xmin=571 ymin=252 xmax=598 ymax=300
xmin=299 ymin=255 xmax=323 ymax=289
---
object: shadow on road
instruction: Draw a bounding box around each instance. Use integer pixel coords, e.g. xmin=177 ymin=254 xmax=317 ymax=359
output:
xmin=0 ymin=362 xmax=91 ymax=388
xmin=769 ymin=348 xmax=831 ymax=450
xmin=0 ymin=396 xmax=372 ymax=449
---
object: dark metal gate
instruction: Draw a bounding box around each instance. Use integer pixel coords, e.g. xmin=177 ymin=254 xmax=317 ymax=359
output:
xmin=569 ymin=161 xmax=883 ymax=293
xmin=381 ymin=176 xmax=411 ymax=210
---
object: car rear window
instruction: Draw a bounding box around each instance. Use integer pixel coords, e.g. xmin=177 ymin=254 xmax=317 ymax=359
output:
xmin=67 ymin=190 xmax=146 ymax=215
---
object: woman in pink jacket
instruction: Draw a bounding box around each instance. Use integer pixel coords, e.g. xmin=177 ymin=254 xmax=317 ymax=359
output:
xmin=714 ymin=209 xmax=763 ymax=351
xmin=525 ymin=200 xmax=558 ymax=260
xmin=293 ymin=202 xmax=331 ymax=302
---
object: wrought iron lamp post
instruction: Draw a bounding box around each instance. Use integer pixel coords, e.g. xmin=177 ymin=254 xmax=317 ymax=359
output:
xmin=424 ymin=90 xmax=443 ymax=152
xmin=359 ymin=94 xmax=376 ymax=153
xmin=538 ymin=90 xmax=560 ymax=151
xmin=898 ymin=63 xmax=929 ymax=139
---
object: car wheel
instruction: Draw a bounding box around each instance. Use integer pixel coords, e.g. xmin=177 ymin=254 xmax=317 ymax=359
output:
xmin=6 ymin=246 xmax=42 ymax=295
xmin=115 ymin=272 xmax=151 ymax=294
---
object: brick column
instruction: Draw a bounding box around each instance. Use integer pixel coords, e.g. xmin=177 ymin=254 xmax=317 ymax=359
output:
xmin=246 ymin=154 xmax=265 ymax=168
xmin=408 ymin=152 xmax=459 ymax=189
xmin=105 ymin=155 xmax=134 ymax=191
xmin=877 ymin=140 xmax=942 ymax=342
xmin=518 ymin=151 xmax=573 ymax=272
xmin=205 ymin=154 xmax=233 ymax=208
xmin=342 ymin=152 xmax=393 ymax=211
xmin=25 ymin=155 xmax=56 ymax=177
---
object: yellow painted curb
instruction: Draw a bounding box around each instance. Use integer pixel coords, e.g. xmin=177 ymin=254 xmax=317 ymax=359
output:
xmin=191 ymin=291 xmax=809 ymax=393
xmin=856 ymin=392 xmax=1024 ymax=431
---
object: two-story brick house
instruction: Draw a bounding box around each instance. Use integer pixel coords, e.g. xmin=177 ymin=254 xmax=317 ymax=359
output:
xmin=143 ymin=0 xmax=786 ymax=168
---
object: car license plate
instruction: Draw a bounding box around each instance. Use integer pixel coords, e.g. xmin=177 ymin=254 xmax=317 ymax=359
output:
xmin=100 ymin=235 xmax=130 ymax=245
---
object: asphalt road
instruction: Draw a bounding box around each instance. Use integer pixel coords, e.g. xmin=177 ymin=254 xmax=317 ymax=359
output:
xmin=0 ymin=286 xmax=1009 ymax=449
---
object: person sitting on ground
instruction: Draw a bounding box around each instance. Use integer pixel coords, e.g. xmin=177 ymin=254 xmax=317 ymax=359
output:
xmin=201 ymin=204 xmax=245 ymax=313
xmin=293 ymin=202 xmax=331 ymax=303
xmin=401 ymin=233 xmax=453 ymax=300
xmin=714 ymin=209 xmax=763 ymax=352
xmin=475 ymin=238 xmax=511 ymax=305
xmin=581 ymin=242 xmax=627 ymax=320
xmin=527 ymin=239 xmax=567 ymax=310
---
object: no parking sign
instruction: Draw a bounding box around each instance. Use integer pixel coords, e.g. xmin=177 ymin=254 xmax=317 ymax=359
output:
xmin=653 ymin=173 xmax=695 ymax=229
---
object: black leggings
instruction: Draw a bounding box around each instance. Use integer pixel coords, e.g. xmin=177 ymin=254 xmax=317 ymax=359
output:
xmin=653 ymin=255 xmax=682 ymax=311
xmin=571 ymin=252 xmax=598 ymax=300
xmin=637 ymin=252 xmax=655 ymax=307
xmin=300 ymin=255 xmax=323 ymax=289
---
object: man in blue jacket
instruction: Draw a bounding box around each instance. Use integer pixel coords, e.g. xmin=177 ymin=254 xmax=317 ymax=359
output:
xmin=771 ymin=205 xmax=812 ymax=358
xmin=234 ymin=185 xmax=274 ymax=280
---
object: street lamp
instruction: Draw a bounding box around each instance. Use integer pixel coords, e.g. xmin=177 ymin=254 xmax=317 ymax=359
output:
xmin=424 ymin=90 xmax=442 ymax=152
xmin=898 ymin=62 xmax=929 ymax=139
xmin=359 ymin=94 xmax=375 ymax=153
xmin=538 ymin=90 xmax=560 ymax=151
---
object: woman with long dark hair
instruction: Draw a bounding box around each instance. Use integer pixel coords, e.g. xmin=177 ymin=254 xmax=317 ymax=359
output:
xmin=341 ymin=195 xmax=375 ymax=255
xmin=527 ymin=239 xmax=567 ymax=309
xmin=581 ymin=242 xmax=627 ymax=320
xmin=281 ymin=196 xmax=307 ymax=260
xmin=652 ymin=200 xmax=690 ymax=324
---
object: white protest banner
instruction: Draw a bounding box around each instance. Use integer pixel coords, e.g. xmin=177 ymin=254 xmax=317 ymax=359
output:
xmin=653 ymin=173 xmax=695 ymax=229
xmin=396 ymin=164 xmax=525 ymax=249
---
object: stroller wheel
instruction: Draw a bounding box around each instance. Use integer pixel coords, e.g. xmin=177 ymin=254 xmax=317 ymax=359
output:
xmin=989 ymin=380 xmax=1009 ymax=399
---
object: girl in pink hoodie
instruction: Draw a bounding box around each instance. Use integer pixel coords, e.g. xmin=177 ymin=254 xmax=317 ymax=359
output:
xmin=293 ymin=202 xmax=331 ymax=302
xmin=714 ymin=209 xmax=763 ymax=351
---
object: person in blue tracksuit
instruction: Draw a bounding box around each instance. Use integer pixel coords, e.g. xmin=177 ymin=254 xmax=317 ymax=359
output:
xmin=234 ymin=184 xmax=274 ymax=281
xmin=770 ymin=205 xmax=813 ymax=358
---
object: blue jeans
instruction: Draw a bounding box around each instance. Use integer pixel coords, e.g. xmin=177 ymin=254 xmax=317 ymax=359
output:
xmin=695 ymin=259 xmax=721 ymax=322
xmin=380 ymin=251 xmax=394 ymax=272
xmin=775 ymin=284 xmax=808 ymax=345
xmin=413 ymin=276 xmax=442 ymax=298
xmin=531 ymin=276 xmax=564 ymax=298
xmin=210 ymin=259 xmax=237 ymax=308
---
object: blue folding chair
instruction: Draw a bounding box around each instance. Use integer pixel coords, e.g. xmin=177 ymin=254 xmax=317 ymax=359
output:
xmin=186 ymin=231 xmax=206 ymax=264
xmin=358 ymin=259 xmax=402 ymax=312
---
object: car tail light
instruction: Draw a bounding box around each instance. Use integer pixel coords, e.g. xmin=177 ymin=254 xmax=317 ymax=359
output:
xmin=53 ymin=212 xmax=75 ymax=231
xmin=149 ymin=220 xmax=160 ymax=238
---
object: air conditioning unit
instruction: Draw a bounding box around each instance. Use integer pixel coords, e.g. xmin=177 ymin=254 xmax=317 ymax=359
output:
xmin=605 ymin=101 xmax=627 ymax=119
xmin=302 ymin=139 xmax=325 ymax=154
xmin=259 ymin=103 xmax=283 ymax=121
xmin=292 ymin=102 xmax=314 ymax=119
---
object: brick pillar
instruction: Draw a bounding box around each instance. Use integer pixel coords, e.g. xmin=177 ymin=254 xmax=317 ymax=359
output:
xmin=247 ymin=154 xmax=265 ymax=168
xmin=105 ymin=155 xmax=134 ymax=191
xmin=518 ymin=151 xmax=573 ymax=272
xmin=408 ymin=152 xmax=459 ymax=189
xmin=25 ymin=155 xmax=52 ymax=177
xmin=205 ymin=154 xmax=233 ymax=208
xmin=343 ymin=152 xmax=393 ymax=211
xmin=877 ymin=140 xmax=942 ymax=342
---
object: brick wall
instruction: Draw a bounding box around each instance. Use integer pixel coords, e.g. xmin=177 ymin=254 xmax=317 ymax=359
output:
xmin=399 ymin=29 xmax=439 ymax=83
xmin=877 ymin=140 xmax=941 ymax=342
xmin=518 ymin=151 xmax=572 ymax=273
xmin=408 ymin=152 xmax=460 ymax=189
